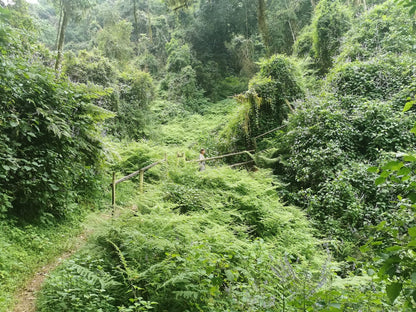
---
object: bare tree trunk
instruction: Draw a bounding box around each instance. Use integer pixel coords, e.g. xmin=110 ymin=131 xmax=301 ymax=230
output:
xmin=54 ymin=8 xmax=68 ymax=74
xmin=55 ymin=0 xmax=63 ymax=50
xmin=133 ymin=0 xmax=139 ymax=37
xmin=147 ymin=0 xmax=152 ymax=42
xmin=283 ymin=0 xmax=296 ymax=43
xmin=258 ymin=0 xmax=271 ymax=55
xmin=132 ymin=0 xmax=139 ymax=55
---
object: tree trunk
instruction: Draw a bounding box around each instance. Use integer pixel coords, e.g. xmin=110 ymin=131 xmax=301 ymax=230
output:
xmin=55 ymin=1 xmax=63 ymax=50
xmin=54 ymin=8 xmax=68 ymax=74
xmin=147 ymin=0 xmax=152 ymax=42
xmin=132 ymin=0 xmax=139 ymax=55
xmin=257 ymin=0 xmax=270 ymax=55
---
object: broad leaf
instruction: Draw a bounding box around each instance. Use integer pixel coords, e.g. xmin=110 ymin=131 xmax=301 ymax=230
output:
xmin=386 ymin=283 xmax=402 ymax=304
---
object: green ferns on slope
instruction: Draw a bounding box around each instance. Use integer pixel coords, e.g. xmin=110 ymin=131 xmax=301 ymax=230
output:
xmin=37 ymin=164 xmax=327 ymax=312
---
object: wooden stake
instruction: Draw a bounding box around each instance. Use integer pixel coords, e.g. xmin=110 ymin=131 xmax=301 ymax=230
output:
xmin=139 ymin=170 xmax=144 ymax=194
xmin=112 ymin=172 xmax=116 ymax=216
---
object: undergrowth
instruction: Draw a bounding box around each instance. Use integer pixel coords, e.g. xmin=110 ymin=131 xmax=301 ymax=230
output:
xmin=36 ymin=161 xmax=330 ymax=312
xmin=36 ymin=158 xmax=394 ymax=311
xmin=0 ymin=211 xmax=85 ymax=311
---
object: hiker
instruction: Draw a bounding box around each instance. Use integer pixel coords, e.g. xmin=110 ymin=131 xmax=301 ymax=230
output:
xmin=199 ymin=148 xmax=206 ymax=171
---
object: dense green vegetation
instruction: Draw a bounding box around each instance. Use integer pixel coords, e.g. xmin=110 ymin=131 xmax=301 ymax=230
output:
xmin=1 ymin=0 xmax=416 ymax=310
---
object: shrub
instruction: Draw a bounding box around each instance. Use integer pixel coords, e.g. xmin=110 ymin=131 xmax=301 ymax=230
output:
xmin=110 ymin=70 xmax=155 ymax=139
xmin=222 ymin=54 xmax=304 ymax=152
xmin=327 ymin=55 xmax=416 ymax=101
xmin=267 ymin=93 xmax=416 ymax=254
xmin=311 ymin=0 xmax=351 ymax=74
xmin=63 ymin=50 xmax=117 ymax=87
xmin=336 ymin=0 xmax=416 ymax=63
xmin=0 ymin=60 xmax=110 ymax=218
xmin=37 ymin=165 xmax=324 ymax=312
xmin=36 ymin=256 xmax=120 ymax=312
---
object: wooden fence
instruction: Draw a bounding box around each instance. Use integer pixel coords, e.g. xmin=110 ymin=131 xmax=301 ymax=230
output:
xmin=111 ymin=156 xmax=166 ymax=214
xmin=110 ymin=123 xmax=287 ymax=214
xmin=110 ymin=150 xmax=254 ymax=214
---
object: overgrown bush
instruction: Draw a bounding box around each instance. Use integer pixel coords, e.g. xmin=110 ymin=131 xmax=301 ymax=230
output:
xmin=327 ymin=55 xmax=416 ymax=100
xmin=63 ymin=50 xmax=117 ymax=86
xmin=336 ymin=0 xmax=416 ymax=63
xmin=38 ymin=165 xmax=327 ymax=311
xmin=311 ymin=0 xmax=351 ymax=74
xmin=267 ymin=94 xmax=416 ymax=251
xmin=221 ymin=54 xmax=304 ymax=153
xmin=0 ymin=9 xmax=110 ymax=219
xmin=160 ymin=37 xmax=206 ymax=111
xmin=110 ymin=70 xmax=155 ymax=139
xmin=37 ymin=256 xmax=120 ymax=312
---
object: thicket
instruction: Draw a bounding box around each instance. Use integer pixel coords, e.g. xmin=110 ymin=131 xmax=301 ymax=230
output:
xmin=36 ymin=157 xmax=328 ymax=311
xmin=221 ymin=54 xmax=305 ymax=153
xmin=0 ymin=7 xmax=110 ymax=220
xmin=3 ymin=0 xmax=416 ymax=309
xmin=233 ymin=0 xmax=416 ymax=273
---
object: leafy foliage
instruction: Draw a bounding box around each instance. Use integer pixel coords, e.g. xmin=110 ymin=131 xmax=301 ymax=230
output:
xmin=266 ymin=95 xmax=416 ymax=250
xmin=37 ymin=256 xmax=120 ymax=312
xmin=222 ymin=54 xmax=304 ymax=152
xmin=360 ymin=95 xmax=416 ymax=308
xmin=311 ymin=0 xmax=351 ymax=74
xmin=97 ymin=19 xmax=134 ymax=63
xmin=38 ymin=164 xmax=325 ymax=312
xmin=0 ymin=7 xmax=110 ymax=218
xmin=336 ymin=0 xmax=416 ymax=63
xmin=63 ymin=49 xmax=117 ymax=86
xmin=327 ymin=55 xmax=416 ymax=100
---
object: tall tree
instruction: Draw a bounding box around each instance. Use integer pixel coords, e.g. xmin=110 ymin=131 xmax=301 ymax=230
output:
xmin=53 ymin=0 xmax=95 ymax=74
xmin=164 ymin=0 xmax=192 ymax=10
xmin=257 ymin=0 xmax=270 ymax=55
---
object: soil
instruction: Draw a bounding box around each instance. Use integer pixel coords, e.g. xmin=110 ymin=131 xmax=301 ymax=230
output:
xmin=11 ymin=233 xmax=88 ymax=312
xmin=11 ymin=209 xmax=120 ymax=312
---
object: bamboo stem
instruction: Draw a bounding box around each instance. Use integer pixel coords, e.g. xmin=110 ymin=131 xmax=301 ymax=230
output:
xmin=253 ymin=125 xmax=287 ymax=139
xmin=115 ymin=160 xmax=164 ymax=185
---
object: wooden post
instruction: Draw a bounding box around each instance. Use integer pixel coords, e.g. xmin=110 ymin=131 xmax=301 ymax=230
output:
xmin=112 ymin=172 xmax=116 ymax=216
xmin=139 ymin=170 xmax=144 ymax=194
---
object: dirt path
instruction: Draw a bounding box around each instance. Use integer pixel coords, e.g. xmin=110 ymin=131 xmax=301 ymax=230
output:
xmin=11 ymin=209 xmax=120 ymax=312
xmin=11 ymin=232 xmax=89 ymax=312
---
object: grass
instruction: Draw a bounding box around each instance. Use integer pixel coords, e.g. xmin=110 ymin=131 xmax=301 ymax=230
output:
xmin=35 ymin=158 xmax=326 ymax=312
xmin=0 ymin=207 xmax=115 ymax=312
xmin=149 ymin=98 xmax=238 ymax=151
xmin=0 ymin=217 xmax=82 ymax=310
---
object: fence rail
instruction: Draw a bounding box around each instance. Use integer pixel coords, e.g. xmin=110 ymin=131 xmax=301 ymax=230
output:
xmin=111 ymin=158 xmax=166 ymax=214
xmin=110 ymin=149 xmax=254 ymax=215
xmin=190 ymin=150 xmax=255 ymax=163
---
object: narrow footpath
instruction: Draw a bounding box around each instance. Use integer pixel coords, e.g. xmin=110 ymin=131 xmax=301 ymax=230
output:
xmin=12 ymin=232 xmax=89 ymax=312
xmin=11 ymin=210 xmax=118 ymax=312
